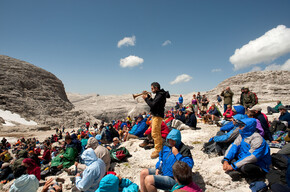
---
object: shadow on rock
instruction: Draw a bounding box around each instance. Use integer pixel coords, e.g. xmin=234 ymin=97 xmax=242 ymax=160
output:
xmin=192 ymin=171 xmax=206 ymax=191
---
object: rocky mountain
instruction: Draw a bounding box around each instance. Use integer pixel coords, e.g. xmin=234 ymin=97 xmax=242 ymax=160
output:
xmin=206 ymin=70 xmax=290 ymax=104
xmin=0 ymin=55 xmax=98 ymax=129
xmin=68 ymin=70 xmax=290 ymax=121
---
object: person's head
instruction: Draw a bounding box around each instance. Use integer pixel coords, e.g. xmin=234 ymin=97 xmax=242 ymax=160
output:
xmin=113 ymin=137 xmax=120 ymax=144
xmin=238 ymin=118 xmax=257 ymax=138
xmin=250 ymin=106 xmax=262 ymax=114
xmin=277 ymin=100 xmax=281 ymax=104
xmin=178 ymin=110 xmax=183 ymax=115
xmin=151 ymin=82 xmax=160 ymax=93
xmin=172 ymin=161 xmax=193 ymax=186
xmin=227 ymin=104 xmax=232 ymax=109
xmin=244 ymin=87 xmax=249 ymax=93
xmin=226 ymin=86 xmax=230 ymax=91
xmin=65 ymin=135 xmax=72 ymax=144
xmin=278 ymin=105 xmax=287 ymax=114
xmin=137 ymin=115 xmax=143 ymax=122
xmin=241 ymin=87 xmax=245 ymax=92
xmin=247 ymin=110 xmax=256 ymax=118
xmin=108 ymin=124 xmax=113 ymax=129
xmin=186 ymin=107 xmax=193 ymax=114
xmin=217 ymin=95 xmax=219 ymax=97
xmin=193 ymin=94 xmax=196 ymax=98
xmin=166 ymin=129 xmax=181 ymax=147
xmin=197 ymin=92 xmax=200 ymax=95
xmin=211 ymin=103 xmax=215 ymax=108
xmin=180 ymin=95 xmax=182 ymax=97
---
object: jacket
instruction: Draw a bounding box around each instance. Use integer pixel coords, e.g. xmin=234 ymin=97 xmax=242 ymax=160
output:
xmin=256 ymin=112 xmax=273 ymax=141
xmin=87 ymin=137 xmax=111 ymax=172
xmin=145 ymin=89 xmax=170 ymax=118
xmin=185 ymin=113 xmax=197 ymax=128
xmin=132 ymin=118 xmax=148 ymax=137
xmin=175 ymin=113 xmax=186 ymax=123
xmin=223 ymin=109 xmax=235 ymax=119
xmin=221 ymin=90 xmax=234 ymax=105
xmin=274 ymin=101 xmax=283 ymax=111
xmin=178 ymin=96 xmax=183 ymax=104
xmin=255 ymin=119 xmax=264 ymax=137
xmin=214 ymin=114 xmax=247 ymax=143
xmin=51 ymin=143 xmax=78 ymax=168
xmin=96 ymin=174 xmax=139 ymax=192
xmin=279 ymin=111 xmax=290 ymax=128
xmin=243 ymin=92 xmax=256 ymax=108
xmin=76 ymin=148 xmax=106 ymax=192
xmin=224 ymin=118 xmax=271 ymax=173
xmin=220 ymin=106 xmax=246 ymax=132
xmin=156 ymin=129 xmax=194 ymax=177
xmin=144 ymin=121 xmax=170 ymax=139
xmin=9 ymin=174 xmax=39 ymax=192
xmin=22 ymin=158 xmax=41 ymax=180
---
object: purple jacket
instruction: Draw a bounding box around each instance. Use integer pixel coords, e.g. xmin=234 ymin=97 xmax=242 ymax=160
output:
xmin=256 ymin=119 xmax=264 ymax=137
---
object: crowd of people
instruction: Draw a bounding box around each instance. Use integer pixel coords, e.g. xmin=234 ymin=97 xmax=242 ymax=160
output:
xmin=0 ymin=82 xmax=290 ymax=192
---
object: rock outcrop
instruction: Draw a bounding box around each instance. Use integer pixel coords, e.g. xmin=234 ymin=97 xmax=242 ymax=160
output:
xmin=205 ymin=70 xmax=290 ymax=104
xmin=0 ymin=55 xmax=99 ymax=129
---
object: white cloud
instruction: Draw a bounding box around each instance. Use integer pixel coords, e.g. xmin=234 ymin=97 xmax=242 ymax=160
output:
xmin=117 ymin=35 xmax=136 ymax=48
xmin=229 ymin=25 xmax=290 ymax=70
xmin=250 ymin=66 xmax=262 ymax=72
xmin=211 ymin=68 xmax=222 ymax=72
xmin=264 ymin=59 xmax=290 ymax=71
xmin=170 ymin=74 xmax=192 ymax=85
xmin=120 ymin=55 xmax=144 ymax=68
xmin=162 ymin=40 xmax=172 ymax=46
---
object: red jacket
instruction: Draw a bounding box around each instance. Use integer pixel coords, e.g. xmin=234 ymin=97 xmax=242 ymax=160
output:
xmin=144 ymin=121 xmax=169 ymax=139
xmin=42 ymin=148 xmax=51 ymax=161
xmin=22 ymin=158 xmax=41 ymax=180
xmin=223 ymin=109 xmax=235 ymax=118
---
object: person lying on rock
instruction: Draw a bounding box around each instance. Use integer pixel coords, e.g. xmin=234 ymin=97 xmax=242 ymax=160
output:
xmin=267 ymin=100 xmax=283 ymax=115
xmin=75 ymin=148 xmax=106 ymax=192
xmin=222 ymin=118 xmax=271 ymax=183
xmin=50 ymin=135 xmax=78 ymax=172
xmin=96 ymin=173 xmax=139 ymax=192
xmin=140 ymin=129 xmax=194 ymax=192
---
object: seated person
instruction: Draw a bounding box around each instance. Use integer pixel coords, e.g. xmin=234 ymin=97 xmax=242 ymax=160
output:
xmin=222 ymin=118 xmax=271 ymax=183
xmin=223 ymin=105 xmax=235 ymax=120
xmin=39 ymin=144 xmax=51 ymax=165
xmin=205 ymin=103 xmax=221 ymax=123
xmin=267 ymin=100 xmax=283 ymax=115
xmin=9 ymin=165 xmax=39 ymax=192
xmin=140 ymin=129 xmax=194 ymax=192
xmin=125 ymin=115 xmax=148 ymax=141
xmin=96 ymin=174 xmax=139 ymax=192
xmin=86 ymin=137 xmax=111 ymax=172
xmin=0 ymin=163 xmax=12 ymax=183
xmin=171 ymin=108 xmax=197 ymax=130
xmin=171 ymin=161 xmax=202 ymax=192
xmin=50 ymin=135 xmax=78 ymax=171
xmin=219 ymin=106 xmax=246 ymax=133
xmin=204 ymin=113 xmax=247 ymax=156
xmin=75 ymin=148 xmax=106 ymax=192
xmin=271 ymin=106 xmax=290 ymax=133
xmin=22 ymin=158 xmax=41 ymax=181
xmin=107 ymin=137 xmax=121 ymax=150
xmin=140 ymin=120 xmax=170 ymax=149
xmin=175 ymin=110 xmax=186 ymax=123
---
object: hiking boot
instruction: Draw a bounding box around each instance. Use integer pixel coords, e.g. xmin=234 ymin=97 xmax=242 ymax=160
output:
xmin=139 ymin=140 xmax=149 ymax=148
xmin=227 ymin=171 xmax=242 ymax=181
xmin=144 ymin=143 xmax=154 ymax=150
xmin=150 ymin=151 xmax=159 ymax=159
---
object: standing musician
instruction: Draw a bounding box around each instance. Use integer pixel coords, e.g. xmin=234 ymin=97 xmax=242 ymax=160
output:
xmin=142 ymin=82 xmax=170 ymax=159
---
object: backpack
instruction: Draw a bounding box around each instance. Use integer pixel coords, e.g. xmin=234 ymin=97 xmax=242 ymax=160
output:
xmin=110 ymin=147 xmax=131 ymax=162
xmin=249 ymin=92 xmax=258 ymax=105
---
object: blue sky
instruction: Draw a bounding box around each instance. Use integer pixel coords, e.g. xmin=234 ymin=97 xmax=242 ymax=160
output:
xmin=1 ymin=0 xmax=290 ymax=95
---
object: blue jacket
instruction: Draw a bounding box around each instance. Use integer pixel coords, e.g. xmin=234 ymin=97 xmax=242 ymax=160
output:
xmin=156 ymin=129 xmax=194 ymax=177
xmin=179 ymin=97 xmax=183 ymax=104
xmin=279 ymin=111 xmax=290 ymax=128
xmin=132 ymin=118 xmax=148 ymax=137
xmin=220 ymin=105 xmax=246 ymax=132
xmin=214 ymin=114 xmax=247 ymax=143
xmin=128 ymin=124 xmax=137 ymax=135
xmin=96 ymin=174 xmax=139 ymax=192
xmin=9 ymin=174 xmax=39 ymax=192
xmin=224 ymin=118 xmax=271 ymax=173
xmin=76 ymin=148 xmax=106 ymax=192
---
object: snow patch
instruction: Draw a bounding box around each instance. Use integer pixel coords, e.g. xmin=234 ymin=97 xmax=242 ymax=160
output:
xmin=0 ymin=109 xmax=37 ymax=126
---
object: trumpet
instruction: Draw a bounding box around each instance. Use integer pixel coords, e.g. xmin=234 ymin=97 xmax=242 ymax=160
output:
xmin=132 ymin=91 xmax=152 ymax=100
